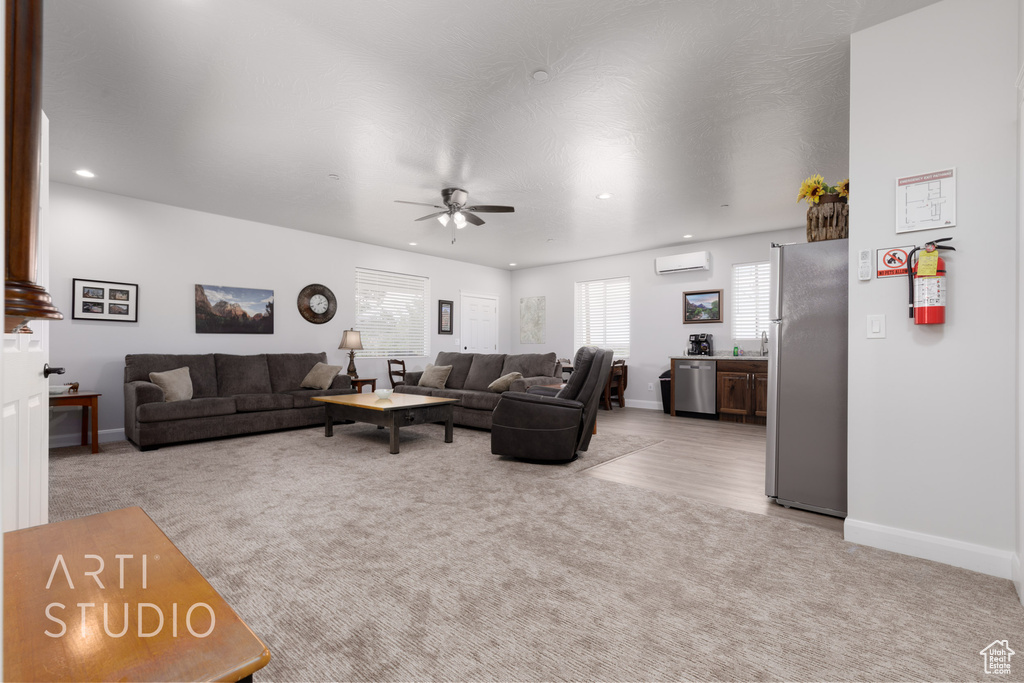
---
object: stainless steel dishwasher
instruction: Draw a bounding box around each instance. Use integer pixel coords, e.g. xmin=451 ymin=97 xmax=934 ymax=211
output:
xmin=673 ymin=358 xmax=717 ymax=415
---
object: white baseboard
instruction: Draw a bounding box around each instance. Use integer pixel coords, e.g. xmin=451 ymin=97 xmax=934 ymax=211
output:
xmin=49 ymin=428 xmax=126 ymax=449
xmin=1013 ymin=554 xmax=1023 ymax=605
xmin=844 ymin=518 xmax=1014 ymax=579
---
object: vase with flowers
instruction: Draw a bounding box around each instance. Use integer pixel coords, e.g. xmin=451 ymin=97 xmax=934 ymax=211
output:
xmin=798 ymin=175 xmax=849 ymax=241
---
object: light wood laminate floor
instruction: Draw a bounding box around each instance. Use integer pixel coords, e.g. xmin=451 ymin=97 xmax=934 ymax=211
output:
xmin=588 ymin=407 xmax=844 ymax=534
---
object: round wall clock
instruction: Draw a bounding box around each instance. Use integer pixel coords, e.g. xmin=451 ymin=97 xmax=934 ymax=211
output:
xmin=297 ymin=284 xmax=337 ymax=324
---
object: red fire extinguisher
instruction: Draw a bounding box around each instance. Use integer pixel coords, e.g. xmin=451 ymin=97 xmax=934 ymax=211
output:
xmin=906 ymin=238 xmax=955 ymax=324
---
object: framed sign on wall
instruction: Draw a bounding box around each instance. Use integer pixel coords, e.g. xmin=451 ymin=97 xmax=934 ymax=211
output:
xmin=438 ymin=300 xmax=453 ymax=334
xmin=72 ymin=278 xmax=139 ymax=323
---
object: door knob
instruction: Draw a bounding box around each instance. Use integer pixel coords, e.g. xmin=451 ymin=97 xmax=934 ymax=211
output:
xmin=43 ymin=363 xmax=65 ymax=378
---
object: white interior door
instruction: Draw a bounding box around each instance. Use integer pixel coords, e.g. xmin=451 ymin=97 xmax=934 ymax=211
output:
xmin=3 ymin=113 xmax=50 ymax=531
xmin=460 ymin=293 xmax=498 ymax=353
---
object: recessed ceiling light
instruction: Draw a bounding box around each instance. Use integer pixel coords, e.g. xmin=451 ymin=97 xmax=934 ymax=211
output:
xmin=75 ymin=169 xmax=95 ymax=178
xmin=596 ymin=192 xmax=612 ymax=200
xmin=509 ymin=263 xmax=517 ymax=267
xmin=409 ymin=242 xmax=417 ymax=246
xmin=532 ymin=70 xmax=549 ymax=83
xmin=683 ymin=234 xmax=693 ymax=239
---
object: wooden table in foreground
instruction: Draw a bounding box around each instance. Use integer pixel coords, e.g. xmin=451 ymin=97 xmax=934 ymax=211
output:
xmin=49 ymin=390 xmax=102 ymax=453
xmin=4 ymin=507 xmax=271 ymax=682
xmin=313 ymin=392 xmax=458 ymax=454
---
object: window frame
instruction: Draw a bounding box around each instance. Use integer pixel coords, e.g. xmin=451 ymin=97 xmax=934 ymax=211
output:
xmin=354 ymin=267 xmax=430 ymax=358
xmin=573 ymin=276 xmax=631 ymax=359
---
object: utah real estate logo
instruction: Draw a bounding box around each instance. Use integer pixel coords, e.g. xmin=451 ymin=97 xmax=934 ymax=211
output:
xmin=980 ymin=640 xmax=1015 ymax=675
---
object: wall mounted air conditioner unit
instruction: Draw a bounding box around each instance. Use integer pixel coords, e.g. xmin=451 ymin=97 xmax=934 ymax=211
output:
xmin=654 ymin=251 xmax=710 ymax=274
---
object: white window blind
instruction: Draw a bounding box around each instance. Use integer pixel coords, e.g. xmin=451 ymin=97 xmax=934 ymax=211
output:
xmin=732 ymin=261 xmax=771 ymax=340
xmin=574 ymin=276 xmax=630 ymax=358
xmin=355 ymin=268 xmax=429 ymax=357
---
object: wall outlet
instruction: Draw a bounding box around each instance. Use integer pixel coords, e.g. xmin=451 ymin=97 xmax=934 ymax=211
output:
xmin=648 ymin=383 xmax=654 ymax=391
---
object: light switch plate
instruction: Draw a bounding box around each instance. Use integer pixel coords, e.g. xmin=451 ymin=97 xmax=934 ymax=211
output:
xmin=866 ymin=314 xmax=886 ymax=339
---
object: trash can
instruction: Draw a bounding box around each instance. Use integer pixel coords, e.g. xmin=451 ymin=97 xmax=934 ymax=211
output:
xmin=659 ymin=370 xmax=672 ymax=414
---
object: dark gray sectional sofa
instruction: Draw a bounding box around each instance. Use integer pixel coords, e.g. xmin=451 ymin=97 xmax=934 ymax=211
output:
xmin=124 ymin=352 xmax=354 ymax=450
xmin=396 ymin=351 xmax=561 ymax=429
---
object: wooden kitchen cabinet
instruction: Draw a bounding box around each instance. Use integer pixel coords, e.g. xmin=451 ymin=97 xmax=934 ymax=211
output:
xmin=716 ymin=360 xmax=768 ymax=425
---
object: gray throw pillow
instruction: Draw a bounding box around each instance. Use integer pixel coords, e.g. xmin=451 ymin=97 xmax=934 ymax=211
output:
xmin=418 ymin=364 xmax=452 ymax=389
xmin=487 ymin=371 xmax=522 ymax=393
xmin=149 ymin=367 xmax=193 ymax=402
xmin=301 ymin=362 xmax=343 ymax=390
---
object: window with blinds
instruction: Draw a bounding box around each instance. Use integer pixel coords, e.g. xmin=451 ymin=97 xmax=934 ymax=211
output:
xmin=355 ymin=268 xmax=429 ymax=357
xmin=731 ymin=261 xmax=771 ymax=340
xmin=573 ymin=276 xmax=630 ymax=358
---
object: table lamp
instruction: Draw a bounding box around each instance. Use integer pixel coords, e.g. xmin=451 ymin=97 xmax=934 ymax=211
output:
xmin=339 ymin=328 xmax=363 ymax=378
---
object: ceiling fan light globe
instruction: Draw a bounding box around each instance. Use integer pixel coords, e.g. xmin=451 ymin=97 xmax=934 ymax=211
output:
xmin=453 ymin=212 xmax=467 ymax=228
xmin=437 ymin=214 xmax=450 ymax=227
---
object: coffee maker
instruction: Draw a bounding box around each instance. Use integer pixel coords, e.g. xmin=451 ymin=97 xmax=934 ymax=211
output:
xmin=688 ymin=333 xmax=714 ymax=356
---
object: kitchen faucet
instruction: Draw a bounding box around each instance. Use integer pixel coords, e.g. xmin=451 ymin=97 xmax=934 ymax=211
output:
xmin=760 ymin=330 xmax=768 ymax=356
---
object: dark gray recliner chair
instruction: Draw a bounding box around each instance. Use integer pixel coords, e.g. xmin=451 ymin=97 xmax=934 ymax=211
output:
xmin=490 ymin=346 xmax=613 ymax=463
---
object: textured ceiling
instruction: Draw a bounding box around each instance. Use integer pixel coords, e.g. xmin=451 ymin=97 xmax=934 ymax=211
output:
xmin=42 ymin=0 xmax=940 ymax=270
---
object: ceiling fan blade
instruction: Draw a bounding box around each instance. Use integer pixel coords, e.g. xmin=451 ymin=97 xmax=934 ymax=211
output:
xmin=415 ymin=211 xmax=448 ymax=221
xmin=463 ymin=205 xmax=514 ymax=213
xmin=461 ymin=211 xmax=485 ymax=226
xmin=395 ymin=200 xmax=445 ymax=208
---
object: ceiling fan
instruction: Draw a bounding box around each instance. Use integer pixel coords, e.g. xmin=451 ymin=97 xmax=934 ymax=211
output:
xmin=395 ymin=188 xmax=514 ymax=234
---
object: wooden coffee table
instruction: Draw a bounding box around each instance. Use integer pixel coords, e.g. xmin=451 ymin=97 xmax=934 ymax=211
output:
xmin=4 ymin=507 xmax=271 ymax=682
xmin=313 ymin=393 xmax=459 ymax=454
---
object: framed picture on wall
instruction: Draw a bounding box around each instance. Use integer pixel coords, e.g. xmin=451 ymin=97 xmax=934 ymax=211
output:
xmin=72 ymin=278 xmax=139 ymax=322
xmin=438 ymin=300 xmax=453 ymax=334
xmin=683 ymin=289 xmax=722 ymax=324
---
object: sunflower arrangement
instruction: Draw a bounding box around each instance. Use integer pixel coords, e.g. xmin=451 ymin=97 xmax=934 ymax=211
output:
xmin=798 ymin=175 xmax=849 ymax=206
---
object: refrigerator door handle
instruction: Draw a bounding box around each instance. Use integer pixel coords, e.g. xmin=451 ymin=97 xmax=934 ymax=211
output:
xmin=765 ymin=319 xmax=781 ymax=497
xmin=769 ymin=244 xmax=782 ymax=321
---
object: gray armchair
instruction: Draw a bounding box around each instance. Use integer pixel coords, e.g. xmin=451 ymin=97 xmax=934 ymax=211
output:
xmin=490 ymin=346 xmax=613 ymax=463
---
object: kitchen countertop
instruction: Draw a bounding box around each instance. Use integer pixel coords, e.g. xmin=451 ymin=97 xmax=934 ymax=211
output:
xmin=670 ymin=354 xmax=768 ymax=361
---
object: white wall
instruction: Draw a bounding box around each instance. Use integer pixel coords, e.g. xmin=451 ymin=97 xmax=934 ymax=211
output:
xmin=1017 ymin=0 xmax=1024 ymax=602
xmin=847 ymin=0 xmax=1018 ymax=578
xmin=509 ymin=227 xmax=804 ymax=409
xmin=47 ymin=183 xmax=511 ymax=444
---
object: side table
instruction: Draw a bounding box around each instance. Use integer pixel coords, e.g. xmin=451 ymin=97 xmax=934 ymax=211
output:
xmin=4 ymin=506 xmax=271 ymax=681
xmin=350 ymin=377 xmax=377 ymax=393
xmin=49 ymin=391 xmax=101 ymax=453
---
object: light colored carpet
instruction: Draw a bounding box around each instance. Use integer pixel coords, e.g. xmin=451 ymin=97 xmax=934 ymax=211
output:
xmin=49 ymin=424 xmax=1024 ymax=682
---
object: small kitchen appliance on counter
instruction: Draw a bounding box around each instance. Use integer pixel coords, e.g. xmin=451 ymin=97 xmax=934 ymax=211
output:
xmin=688 ymin=333 xmax=714 ymax=356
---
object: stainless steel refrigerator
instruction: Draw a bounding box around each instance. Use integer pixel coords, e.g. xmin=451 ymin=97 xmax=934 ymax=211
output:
xmin=765 ymin=239 xmax=848 ymax=518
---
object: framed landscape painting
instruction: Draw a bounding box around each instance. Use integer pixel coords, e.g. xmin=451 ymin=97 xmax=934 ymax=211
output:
xmin=195 ymin=284 xmax=274 ymax=334
xmin=72 ymin=278 xmax=139 ymax=322
xmin=683 ymin=289 xmax=722 ymax=324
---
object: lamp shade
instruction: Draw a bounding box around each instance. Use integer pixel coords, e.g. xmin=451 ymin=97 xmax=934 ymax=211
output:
xmin=339 ymin=328 xmax=363 ymax=350
xmin=436 ymin=213 xmax=450 ymax=227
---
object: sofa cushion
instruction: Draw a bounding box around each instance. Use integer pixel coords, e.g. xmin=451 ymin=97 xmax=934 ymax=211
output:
xmin=419 ymin=364 xmax=452 ymax=389
xmin=137 ymin=397 xmax=236 ymax=423
xmin=234 ymin=393 xmax=295 ymax=412
xmin=433 ymin=388 xmax=501 ymax=412
xmin=300 ymin=362 xmax=343 ymax=390
xmin=215 ymin=354 xmax=272 ymax=396
xmin=148 ymin=367 xmax=193 ymax=402
xmin=284 ymin=388 xmax=354 ymax=409
xmin=394 ymin=385 xmax=434 ymax=397
xmin=487 ymin=372 xmax=522 ymax=393
xmin=464 ymin=354 xmax=507 ymax=391
xmin=502 ymin=352 xmax=558 ymax=378
xmin=434 ymin=351 xmax=475 ymax=390
xmin=125 ymin=354 xmax=218 ymax=398
xmin=266 ymin=352 xmax=328 ymax=392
